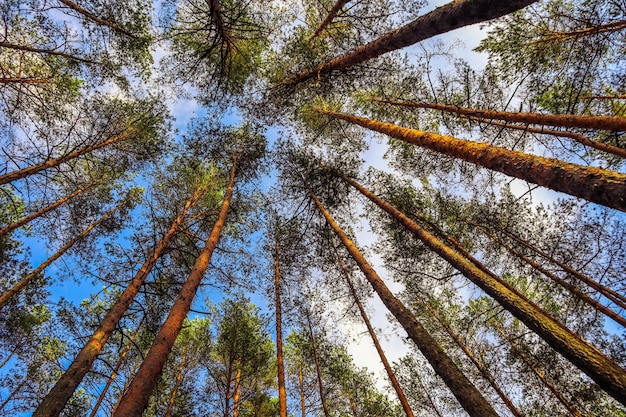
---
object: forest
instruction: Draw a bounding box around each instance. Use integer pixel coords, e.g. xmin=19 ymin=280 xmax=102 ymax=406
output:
xmin=0 ymin=0 xmax=625 ymax=415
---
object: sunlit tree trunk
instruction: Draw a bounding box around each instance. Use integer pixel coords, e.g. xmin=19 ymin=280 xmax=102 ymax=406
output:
xmin=112 ymin=150 xmax=240 ymax=416
xmin=308 ymin=186 xmax=499 ymax=417
xmin=0 ymin=131 xmax=133 ymax=186
xmin=531 ymin=20 xmax=626 ymax=44
xmin=0 ymin=196 xmax=129 ymax=308
xmin=298 ymin=361 xmax=306 ymax=417
xmin=232 ymin=366 xmax=242 ymax=417
xmin=275 ymin=240 xmax=288 ymax=417
xmin=333 ymin=248 xmax=415 ymax=417
xmin=337 ymin=172 xmax=626 ymax=405
xmin=309 ymin=0 xmax=350 ymax=41
xmin=163 ymin=343 xmax=190 ymax=417
xmin=33 ymin=187 xmax=206 ymax=417
xmin=286 ymin=0 xmax=536 ymax=85
xmin=305 ymin=311 xmax=331 ymax=417
xmin=316 ymin=109 xmax=626 ymax=212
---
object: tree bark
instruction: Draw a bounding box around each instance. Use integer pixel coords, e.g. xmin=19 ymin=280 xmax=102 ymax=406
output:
xmin=0 ymin=41 xmax=101 ymax=65
xmin=298 ymin=361 xmax=306 ymax=417
xmin=232 ymin=367 xmax=242 ymax=417
xmin=0 ymin=131 xmax=133 ymax=186
xmin=333 ymin=249 xmax=415 ymax=417
xmin=286 ymin=0 xmax=536 ymax=85
xmin=163 ymin=343 xmax=189 ymax=417
xmin=337 ymin=172 xmax=626 ymax=405
xmin=0 ymin=196 xmax=128 ymax=309
xmin=309 ymin=0 xmax=350 ymax=42
xmin=308 ymin=187 xmax=499 ymax=417
xmin=112 ymin=150 xmax=240 ymax=417
xmin=531 ymin=20 xmax=626 ymax=44
xmin=57 ymin=0 xmax=134 ymax=36
xmin=316 ymin=109 xmax=626 ymax=212
xmin=275 ymin=240 xmax=288 ymax=417
xmin=305 ymin=311 xmax=331 ymax=417
xmin=33 ymin=187 xmax=205 ymax=417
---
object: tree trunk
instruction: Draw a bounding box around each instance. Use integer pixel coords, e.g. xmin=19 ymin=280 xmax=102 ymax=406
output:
xmin=333 ymin=248 xmax=415 ymax=417
xmin=275 ymin=241 xmax=288 ymax=417
xmin=423 ymin=303 xmax=523 ymax=417
xmin=0 ymin=182 xmax=96 ymax=237
xmin=0 ymin=41 xmax=101 ymax=65
xmin=531 ymin=20 xmax=626 ymax=44
xmin=0 ymin=373 xmax=29 ymax=412
xmin=164 ymin=344 xmax=190 ymax=417
xmin=367 ymin=98 xmax=626 ymax=132
xmin=337 ymin=172 xmax=626 ymax=405
xmin=308 ymin=187 xmax=499 ymax=417
xmin=493 ymin=323 xmax=589 ymax=417
xmin=33 ymin=187 xmax=206 ymax=417
xmin=298 ymin=361 xmax=306 ymax=417
xmin=285 ymin=0 xmax=536 ymax=85
xmin=348 ymin=394 xmax=359 ymax=417
xmin=112 ymin=150 xmax=240 ymax=417
xmin=232 ymin=367 xmax=242 ymax=417
xmin=0 ymin=197 xmax=128 ymax=309
xmin=305 ymin=311 xmax=331 ymax=417
xmin=57 ymin=0 xmax=134 ymax=36
xmin=317 ymin=109 xmax=626 ymax=212
xmin=309 ymin=0 xmax=350 ymax=42
xmin=88 ymin=319 xmax=143 ymax=417
xmin=0 ymin=131 xmax=133 ymax=186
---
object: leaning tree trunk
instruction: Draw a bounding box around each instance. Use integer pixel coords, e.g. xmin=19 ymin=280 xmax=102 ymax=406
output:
xmin=532 ymin=20 xmax=626 ymax=44
xmin=286 ymin=0 xmax=536 ymax=85
xmin=57 ymin=0 xmax=133 ymax=36
xmin=316 ymin=109 xmax=626 ymax=212
xmin=33 ymin=186 xmax=206 ymax=417
xmin=0 ymin=41 xmax=101 ymax=65
xmin=112 ymin=150 xmax=240 ymax=417
xmin=309 ymin=0 xmax=350 ymax=42
xmin=0 ymin=196 xmax=129 ymax=308
xmin=305 ymin=311 xmax=331 ymax=417
xmin=0 ymin=131 xmax=133 ymax=186
xmin=275 ymin=240 xmax=288 ymax=417
xmin=333 ymin=249 xmax=416 ymax=417
xmin=163 ymin=343 xmax=189 ymax=417
xmin=337 ymin=172 xmax=626 ymax=405
xmin=308 ymin=187 xmax=499 ymax=417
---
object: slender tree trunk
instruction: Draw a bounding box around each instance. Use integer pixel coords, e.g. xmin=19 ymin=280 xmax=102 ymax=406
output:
xmin=111 ymin=360 xmax=141 ymax=416
xmin=0 ymin=41 xmax=101 ymax=65
xmin=164 ymin=344 xmax=190 ymax=417
xmin=305 ymin=311 xmax=331 ymax=417
xmin=412 ymin=365 xmax=444 ymax=417
xmin=308 ymin=187 xmax=499 ymax=417
xmin=0 ymin=77 xmax=52 ymax=84
xmin=112 ymin=150 xmax=240 ymax=417
xmin=232 ymin=367 xmax=242 ymax=417
xmin=298 ymin=361 xmax=306 ymax=417
xmin=367 ymin=98 xmax=626 ymax=132
xmin=531 ymin=20 xmax=626 ymax=44
xmin=309 ymin=0 xmax=350 ymax=41
xmin=274 ymin=241 xmax=288 ymax=417
xmin=317 ymin=109 xmax=626 ymax=212
xmin=57 ymin=0 xmax=134 ymax=36
xmin=88 ymin=319 xmax=143 ymax=417
xmin=337 ymin=173 xmax=626 ymax=405
xmin=0 ymin=197 xmax=128 ymax=308
xmin=348 ymin=394 xmax=359 ymax=417
xmin=0 ymin=131 xmax=133 ymax=186
xmin=333 ymin=248 xmax=415 ymax=417
xmin=210 ymin=0 xmax=231 ymax=46
xmin=423 ymin=303 xmax=523 ymax=417
xmin=480 ymin=228 xmax=626 ymax=328
xmin=0 ymin=373 xmax=29 ymax=412
xmin=33 ymin=187 xmax=206 ymax=417
xmin=493 ymin=323 xmax=589 ymax=417
xmin=0 ymin=182 xmax=96 ymax=237
xmin=286 ymin=0 xmax=536 ymax=85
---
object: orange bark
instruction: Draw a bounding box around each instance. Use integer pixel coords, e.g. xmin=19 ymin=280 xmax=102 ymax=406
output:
xmin=286 ymin=0 xmax=536 ymax=85
xmin=309 ymin=187 xmax=499 ymax=417
xmin=338 ymin=173 xmax=626 ymax=405
xmin=232 ymin=367 xmax=242 ymax=417
xmin=275 ymin=241 xmax=288 ymax=417
xmin=33 ymin=188 xmax=205 ymax=417
xmin=112 ymin=150 xmax=239 ymax=416
xmin=317 ymin=109 xmax=626 ymax=212
xmin=309 ymin=0 xmax=350 ymax=41
xmin=531 ymin=20 xmax=626 ymax=44
xmin=305 ymin=311 xmax=331 ymax=417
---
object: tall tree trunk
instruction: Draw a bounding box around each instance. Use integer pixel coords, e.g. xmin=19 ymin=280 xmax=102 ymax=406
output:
xmin=0 ymin=182 xmax=96 ymax=237
xmin=309 ymin=0 xmax=350 ymax=42
xmin=0 ymin=196 xmax=128 ymax=309
xmin=232 ymin=367 xmax=242 ymax=417
xmin=317 ymin=109 xmax=626 ymax=212
xmin=285 ymin=0 xmax=536 ymax=85
xmin=0 ymin=373 xmax=29 ymax=412
xmin=88 ymin=319 xmax=143 ymax=417
xmin=0 ymin=77 xmax=52 ymax=84
xmin=112 ymin=150 xmax=240 ymax=416
xmin=348 ymin=394 xmax=359 ymax=417
xmin=333 ymin=248 xmax=415 ymax=417
xmin=0 ymin=131 xmax=133 ymax=186
xmin=337 ymin=172 xmax=626 ymax=405
xmin=298 ymin=360 xmax=306 ymax=417
xmin=532 ymin=20 xmax=626 ymax=44
xmin=164 ymin=344 xmax=190 ymax=417
xmin=57 ymin=0 xmax=134 ymax=36
xmin=33 ymin=187 xmax=206 ymax=417
xmin=0 ymin=41 xmax=101 ymax=65
xmin=305 ymin=311 xmax=331 ymax=417
xmin=493 ymin=323 xmax=589 ymax=417
xmin=275 ymin=240 xmax=288 ymax=417
xmin=367 ymin=98 xmax=626 ymax=132
xmin=479 ymin=227 xmax=626 ymax=328
xmin=308 ymin=187 xmax=499 ymax=417
xmin=423 ymin=303 xmax=523 ymax=417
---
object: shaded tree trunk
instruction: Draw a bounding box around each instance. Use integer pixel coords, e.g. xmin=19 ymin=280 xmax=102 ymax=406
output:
xmin=163 ymin=343 xmax=189 ymax=417
xmin=305 ymin=311 xmax=331 ymax=417
xmin=309 ymin=0 xmax=350 ymax=41
xmin=298 ymin=361 xmax=306 ymax=417
xmin=308 ymin=186 xmax=499 ymax=417
xmin=0 ymin=41 xmax=101 ymax=65
xmin=337 ymin=172 xmax=626 ymax=405
xmin=57 ymin=0 xmax=134 ymax=36
xmin=275 ymin=240 xmax=288 ymax=417
xmin=286 ymin=0 xmax=536 ymax=85
xmin=33 ymin=187 xmax=206 ymax=417
xmin=112 ymin=150 xmax=240 ymax=416
xmin=316 ymin=109 xmax=626 ymax=212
